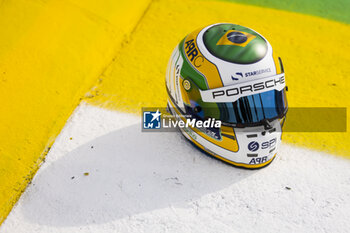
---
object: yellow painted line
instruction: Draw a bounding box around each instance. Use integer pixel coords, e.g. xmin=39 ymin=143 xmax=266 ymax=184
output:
xmin=0 ymin=0 xmax=151 ymax=225
xmin=86 ymin=0 xmax=350 ymax=157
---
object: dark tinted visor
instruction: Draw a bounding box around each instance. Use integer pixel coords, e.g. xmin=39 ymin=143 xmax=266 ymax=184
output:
xmin=217 ymin=89 xmax=287 ymax=125
xmin=182 ymin=78 xmax=288 ymax=127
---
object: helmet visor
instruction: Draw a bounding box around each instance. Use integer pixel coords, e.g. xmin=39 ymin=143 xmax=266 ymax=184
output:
xmin=217 ymin=89 xmax=287 ymax=126
xmin=184 ymin=78 xmax=287 ymax=127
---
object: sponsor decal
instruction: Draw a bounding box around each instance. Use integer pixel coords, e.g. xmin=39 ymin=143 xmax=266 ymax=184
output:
xmin=183 ymin=126 xmax=197 ymax=140
xmin=183 ymin=79 xmax=191 ymax=91
xmin=185 ymin=39 xmax=199 ymax=62
xmin=200 ymin=73 xmax=285 ymax=103
xmin=245 ymin=68 xmax=271 ymax=77
xmin=231 ymin=72 xmax=243 ymax=81
xmin=248 ymin=141 xmax=259 ymax=152
xmin=249 ymin=156 xmax=268 ymax=164
xmin=247 ymin=138 xmax=276 ymax=164
xmin=248 ymin=138 xmax=276 ymax=152
xmin=261 ymin=138 xmax=277 ymax=149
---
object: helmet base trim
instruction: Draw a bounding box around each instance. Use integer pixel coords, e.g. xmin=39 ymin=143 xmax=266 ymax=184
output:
xmin=181 ymin=128 xmax=276 ymax=169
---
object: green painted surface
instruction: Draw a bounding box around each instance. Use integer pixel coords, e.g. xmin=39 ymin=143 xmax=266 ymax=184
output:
xmin=216 ymin=0 xmax=350 ymax=24
xmin=203 ymin=23 xmax=267 ymax=64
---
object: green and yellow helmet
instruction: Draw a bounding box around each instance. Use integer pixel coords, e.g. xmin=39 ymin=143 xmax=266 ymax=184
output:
xmin=166 ymin=23 xmax=288 ymax=169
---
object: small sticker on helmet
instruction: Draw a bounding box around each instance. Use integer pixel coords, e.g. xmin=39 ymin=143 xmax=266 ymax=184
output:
xmin=183 ymin=79 xmax=192 ymax=91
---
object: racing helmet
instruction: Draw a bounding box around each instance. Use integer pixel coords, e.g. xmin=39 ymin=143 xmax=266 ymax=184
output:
xmin=165 ymin=23 xmax=288 ymax=169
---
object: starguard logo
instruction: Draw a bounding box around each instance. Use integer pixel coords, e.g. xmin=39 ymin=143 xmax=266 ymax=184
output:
xmin=143 ymin=109 xmax=221 ymax=130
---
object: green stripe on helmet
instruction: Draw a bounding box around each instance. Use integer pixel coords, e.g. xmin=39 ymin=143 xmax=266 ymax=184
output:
xmin=179 ymin=38 xmax=209 ymax=90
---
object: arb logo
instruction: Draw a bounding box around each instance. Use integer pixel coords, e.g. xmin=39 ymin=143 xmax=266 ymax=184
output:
xmin=143 ymin=110 xmax=161 ymax=129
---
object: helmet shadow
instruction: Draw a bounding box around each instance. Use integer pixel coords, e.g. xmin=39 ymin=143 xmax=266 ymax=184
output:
xmin=21 ymin=124 xmax=257 ymax=226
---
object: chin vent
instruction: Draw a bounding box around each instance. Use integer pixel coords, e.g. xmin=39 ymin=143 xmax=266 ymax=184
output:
xmin=269 ymin=128 xmax=276 ymax=133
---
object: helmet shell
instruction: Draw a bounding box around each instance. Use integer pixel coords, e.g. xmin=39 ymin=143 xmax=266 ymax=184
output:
xmin=165 ymin=23 xmax=287 ymax=169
